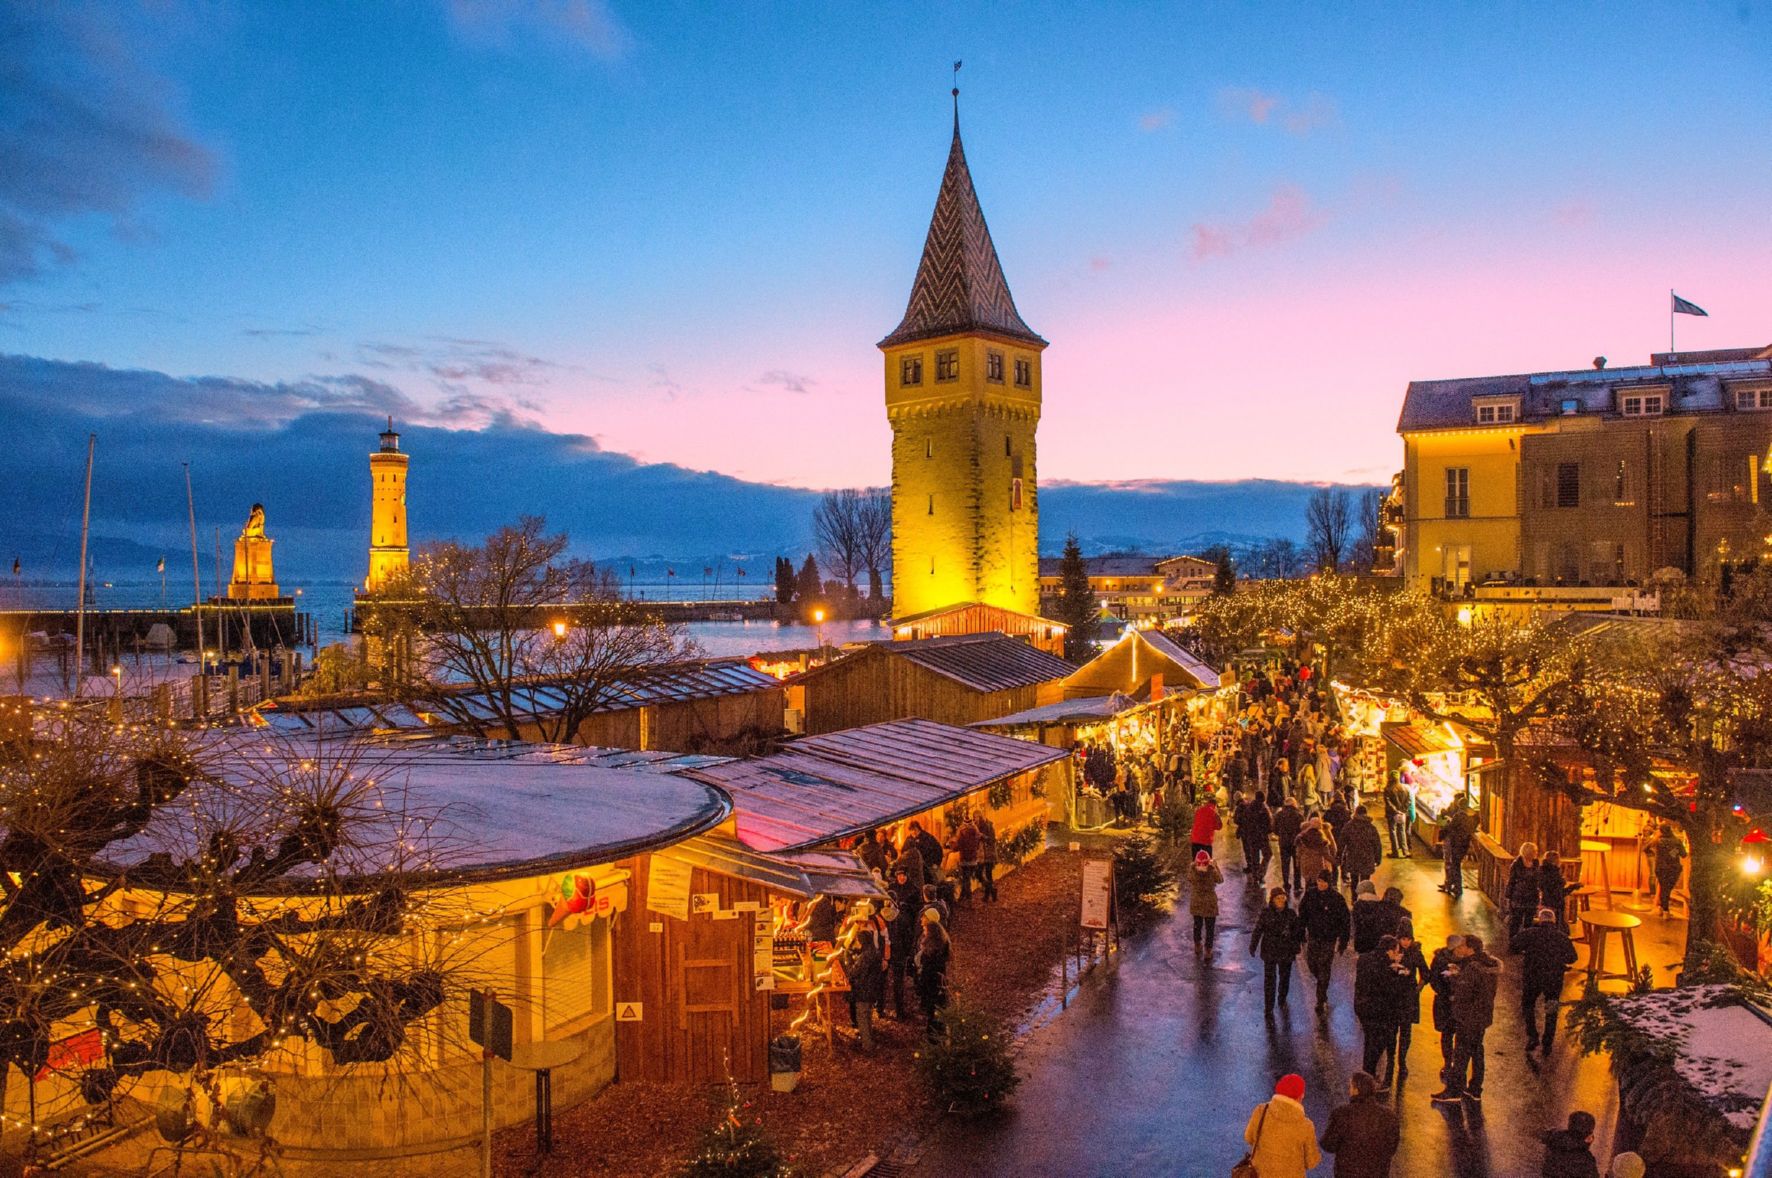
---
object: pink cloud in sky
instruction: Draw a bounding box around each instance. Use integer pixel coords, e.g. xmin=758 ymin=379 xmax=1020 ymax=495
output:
xmin=1217 ymin=88 xmax=1338 ymax=135
xmin=1189 ymin=185 xmax=1327 ymax=262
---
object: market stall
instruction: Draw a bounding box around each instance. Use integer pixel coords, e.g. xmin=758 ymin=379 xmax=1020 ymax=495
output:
xmin=1383 ymin=719 xmax=1475 ymax=848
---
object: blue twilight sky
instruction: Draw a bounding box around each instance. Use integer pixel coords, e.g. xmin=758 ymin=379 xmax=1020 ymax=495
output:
xmin=3 ymin=2 xmax=1772 ymax=572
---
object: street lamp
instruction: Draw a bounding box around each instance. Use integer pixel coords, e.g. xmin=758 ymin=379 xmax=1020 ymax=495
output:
xmin=551 ymin=620 xmax=568 ymax=640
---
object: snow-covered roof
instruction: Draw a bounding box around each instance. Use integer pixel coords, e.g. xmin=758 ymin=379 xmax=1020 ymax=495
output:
xmin=1607 ymin=985 xmax=1772 ymax=1132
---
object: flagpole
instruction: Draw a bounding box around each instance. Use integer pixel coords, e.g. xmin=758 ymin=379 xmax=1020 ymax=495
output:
xmin=1670 ymin=288 xmax=1675 ymax=355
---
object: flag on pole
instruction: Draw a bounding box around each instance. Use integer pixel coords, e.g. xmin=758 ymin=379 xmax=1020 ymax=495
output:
xmin=156 ymin=556 xmax=165 ymax=574
xmin=1672 ymin=292 xmax=1708 ymax=317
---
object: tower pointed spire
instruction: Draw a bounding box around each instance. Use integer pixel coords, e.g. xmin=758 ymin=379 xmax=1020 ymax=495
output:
xmin=879 ymin=105 xmax=1044 ymax=349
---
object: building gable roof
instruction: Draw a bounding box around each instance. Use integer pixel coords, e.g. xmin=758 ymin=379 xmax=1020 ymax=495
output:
xmin=887 ymin=632 xmax=1074 ymax=692
xmin=878 ymin=122 xmax=1045 ymax=350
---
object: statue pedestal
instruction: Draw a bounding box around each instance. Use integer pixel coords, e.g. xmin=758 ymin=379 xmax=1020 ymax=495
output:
xmin=228 ymin=535 xmax=279 ymax=600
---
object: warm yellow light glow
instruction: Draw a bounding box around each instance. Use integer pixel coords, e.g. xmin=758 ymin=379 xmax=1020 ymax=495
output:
xmin=551 ymin=620 xmax=568 ymax=639
xmin=812 ymin=608 xmax=826 ymax=623
xmin=1455 ymin=605 xmax=1473 ymax=626
xmin=1745 ymin=854 xmax=1764 ymax=878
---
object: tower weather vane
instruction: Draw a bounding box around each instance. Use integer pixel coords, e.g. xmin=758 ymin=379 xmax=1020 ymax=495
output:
xmin=952 ymin=59 xmax=962 ymax=113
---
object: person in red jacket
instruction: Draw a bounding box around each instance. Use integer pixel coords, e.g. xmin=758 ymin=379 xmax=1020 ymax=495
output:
xmin=1191 ymin=797 xmax=1223 ymax=860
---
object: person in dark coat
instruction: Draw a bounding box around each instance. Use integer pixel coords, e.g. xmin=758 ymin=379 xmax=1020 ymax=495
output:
xmin=1439 ymin=798 xmax=1476 ymax=897
xmin=858 ymin=828 xmax=889 ymax=877
xmin=1505 ymin=842 xmax=1544 ymax=945
xmin=885 ymin=867 xmax=920 ymax=1018
xmin=1235 ymin=791 xmax=1273 ymax=879
xmin=975 ymin=812 xmax=999 ymax=902
xmin=1320 ymin=1071 xmax=1400 ymax=1178
xmin=1324 ymin=796 xmax=1353 ymax=884
xmin=1427 ymin=935 xmax=1464 ymax=1069
xmin=1340 ymin=809 xmax=1384 ymax=888
xmin=1374 ymin=886 xmax=1412 ymax=939
xmin=1391 ymin=923 xmax=1429 ymax=1080
xmin=1354 ymin=935 xmax=1412 ymax=1088
xmin=1432 ymin=934 xmax=1501 ymax=1101
xmin=1249 ymin=886 xmax=1302 ymax=1016
xmin=1539 ymin=851 xmax=1570 ymax=924
xmin=1540 ymin=1111 xmax=1600 ymax=1178
xmin=1298 ymin=871 xmax=1351 ymax=1010
xmin=843 ymin=928 xmax=886 ymax=1051
xmin=1646 ymin=823 xmax=1688 ymax=917
xmin=1273 ymin=797 xmax=1305 ymax=893
xmin=908 ymin=821 xmax=944 ymax=885
xmin=1515 ymin=907 xmax=1578 ymax=1052
xmin=1383 ymin=774 xmax=1413 ymax=857
xmin=913 ymin=911 xmax=951 ymax=1034
xmin=1350 ymin=881 xmax=1388 ymax=954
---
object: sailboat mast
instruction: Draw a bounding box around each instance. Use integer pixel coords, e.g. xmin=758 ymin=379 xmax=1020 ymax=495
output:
xmin=73 ymin=433 xmax=95 ymax=696
xmin=184 ymin=463 xmax=204 ymax=667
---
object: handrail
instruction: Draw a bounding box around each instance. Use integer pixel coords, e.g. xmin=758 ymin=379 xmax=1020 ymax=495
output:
xmin=1742 ymin=1080 xmax=1772 ymax=1177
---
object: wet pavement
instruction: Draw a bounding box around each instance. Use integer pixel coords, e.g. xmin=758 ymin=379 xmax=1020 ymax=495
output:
xmin=913 ymin=819 xmax=1626 ymax=1177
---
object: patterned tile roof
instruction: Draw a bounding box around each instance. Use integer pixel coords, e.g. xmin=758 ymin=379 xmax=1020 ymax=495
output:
xmin=879 ymin=120 xmax=1045 ymax=349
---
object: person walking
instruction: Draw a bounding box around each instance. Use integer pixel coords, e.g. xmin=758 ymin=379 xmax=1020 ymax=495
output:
xmin=1439 ymin=798 xmax=1476 ymax=898
xmin=1432 ymin=933 xmax=1501 ymax=1102
xmin=885 ymin=867 xmax=920 ymax=1019
xmin=1297 ymin=815 xmax=1339 ymax=887
xmin=1191 ymin=795 xmax=1223 ymax=860
xmin=913 ymin=909 xmax=951 ymax=1035
xmin=1539 ymin=851 xmax=1570 ymax=925
xmin=1189 ymin=849 xmax=1224 ymax=953
xmin=1320 ymin=1071 xmax=1400 ymax=1178
xmin=1515 ymin=907 xmax=1578 ymax=1053
xmin=1299 ymin=871 xmax=1351 ymax=1010
xmin=975 ymin=811 xmax=999 ymax=903
xmin=1241 ymin=1074 xmax=1322 ymax=1178
xmin=1350 ymin=881 xmax=1387 ymax=954
xmin=1427 ymin=934 xmax=1464 ymax=1070
xmin=1274 ymin=796 xmax=1305 ymax=893
xmin=1391 ymin=923 xmax=1429 ymax=1082
xmin=1647 ymin=822 xmax=1688 ymax=917
xmin=1540 ymin=1110 xmax=1601 ymax=1178
xmin=1506 ymin=842 xmax=1544 ymax=945
xmin=1236 ymin=790 xmax=1273 ymax=880
xmin=1250 ymin=887 xmax=1302 ymax=1017
xmin=1383 ymin=773 xmax=1412 ymax=857
xmin=1341 ymin=807 xmax=1384 ymax=890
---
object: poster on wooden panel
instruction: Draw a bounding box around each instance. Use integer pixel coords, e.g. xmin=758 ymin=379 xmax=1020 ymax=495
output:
xmin=647 ymin=856 xmax=694 ymax=921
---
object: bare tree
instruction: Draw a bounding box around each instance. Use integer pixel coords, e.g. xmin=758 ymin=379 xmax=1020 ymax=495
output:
xmin=1305 ymin=488 xmax=1353 ymax=573
xmin=368 ymin=516 xmax=686 ymax=744
xmin=856 ymin=490 xmax=891 ymax=601
xmin=1350 ymin=488 xmax=1385 ymax=573
xmin=812 ymin=490 xmax=866 ymax=598
xmin=0 ymin=712 xmax=458 ymax=1155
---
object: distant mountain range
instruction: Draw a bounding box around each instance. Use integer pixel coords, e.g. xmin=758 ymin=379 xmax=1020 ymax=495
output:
xmin=0 ymin=353 xmax=1380 ymax=582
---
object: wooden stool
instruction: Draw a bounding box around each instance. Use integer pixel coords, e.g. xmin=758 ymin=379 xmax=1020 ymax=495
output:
xmin=1567 ymin=885 xmax=1604 ymax=942
xmin=1580 ymin=911 xmax=1642 ymax=988
xmin=1580 ymin=839 xmax=1614 ymax=908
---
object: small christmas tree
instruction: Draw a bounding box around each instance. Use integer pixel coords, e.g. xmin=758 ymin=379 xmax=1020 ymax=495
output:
xmin=1113 ymin=832 xmax=1177 ymax=930
xmin=916 ymin=996 xmax=1020 ymax=1117
xmin=679 ymin=1076 xmax=796 ymax=1178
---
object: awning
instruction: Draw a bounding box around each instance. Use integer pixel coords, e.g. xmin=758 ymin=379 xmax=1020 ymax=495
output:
xmin=659 ymin=833 xmax=883 ymax=899
xmin=1385 ymin=723 xmax=1460 ymax=758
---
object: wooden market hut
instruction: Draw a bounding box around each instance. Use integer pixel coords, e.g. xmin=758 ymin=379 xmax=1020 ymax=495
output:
xmin=787 ymin=633 xmax=1074 ymax=735
xmin=258 ymin=657 xmax=787 ymax=754
xmin=1061 ymin=627 xmax=1222 ymax=700
xmin=889 ymin=603 xmax=1069 ymax=656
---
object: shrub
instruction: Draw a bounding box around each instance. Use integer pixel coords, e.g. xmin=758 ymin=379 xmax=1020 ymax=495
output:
xmin=915 ymin=996 xmax=1020 ymax=1116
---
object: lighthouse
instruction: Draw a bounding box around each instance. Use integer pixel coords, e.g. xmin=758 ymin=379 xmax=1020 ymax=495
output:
xmin=365 ymin=418 xmax=409 ymax=591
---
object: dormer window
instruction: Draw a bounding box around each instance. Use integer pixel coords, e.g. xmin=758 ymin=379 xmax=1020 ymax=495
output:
xmin=1620 ymin=392 xmax=1664 ymax=417
xmin=1473 ymin=396 xmax=1519 ymax=425
xmin=1560 ymin=398 xmax=1580 ymax=415
xmin=901 ymin=356 xmax=923 ymax=386
xmin=1736 ymin=387 xmax=1772 ymax=411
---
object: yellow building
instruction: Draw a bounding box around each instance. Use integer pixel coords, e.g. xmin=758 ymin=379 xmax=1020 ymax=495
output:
xmin=365 ymin=418 xmax=410 ymax=591
xmin=881 ymin=112 xmax=1045 ymax=620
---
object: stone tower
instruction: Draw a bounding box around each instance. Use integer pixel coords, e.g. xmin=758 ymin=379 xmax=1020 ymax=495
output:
xmin=881 ymin=113 xmax=1046 ymax=619
xmin=365 ymin=418 xmax=409 ymax=591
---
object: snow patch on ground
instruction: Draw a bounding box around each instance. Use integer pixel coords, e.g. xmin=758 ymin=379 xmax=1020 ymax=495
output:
xmin=1610 ymin=985 xmax=1772 ymax=1130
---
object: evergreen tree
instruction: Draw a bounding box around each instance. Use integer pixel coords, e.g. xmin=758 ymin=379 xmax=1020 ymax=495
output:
xmin=1054 ymin=533 xmax=1097 ymax=663
xmin=678 ymin=1075 xmax=796 ymax=1177
xmin=773 ymin=557 xmax=795 ymax=605
xmin=916 ymin=997 xmax=1020 ymax=1116
xmin=795 ymin=554 xmax=822 ymax=604
xmin=1214 ymin=551 xmax=1236 ymax=595
xmin=1112 ymin=832 xmax=1177 ymax=930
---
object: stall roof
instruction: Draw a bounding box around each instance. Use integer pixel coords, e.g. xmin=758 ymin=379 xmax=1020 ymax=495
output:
xmin=1385 ymin=722 xmax=1460 ymax=758
xmin=971 ymin=695 xmax=1136 ymax=728
xmin=685 ymin=719 xmax=1067 ymax=852
xmin=660 ymin=833 xmax=884 ymax=899
xmin=138 ymin=731 xmax=732 ymax=890
xmin=1137 ymin=630 xmax=1223 ymax=690
xmin=257 ymin=658 xmax=779 ymax=733
xmin=886 ymin=633 xmax=1074 ymax=692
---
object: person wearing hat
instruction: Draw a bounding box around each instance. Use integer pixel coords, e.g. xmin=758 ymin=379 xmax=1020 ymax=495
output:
xmin=1250 ymin=887 xmax=1303 ymax=1017
xmin=1320 ymin=1071 xmax=1400 ymax=1178
xmin=1188 ymin=849 xmax=1225 ymax=953
xmin=1514 ymin=906 xmax=1578 ymax=1053
xmin=1241 ymin=1073 xmax=1321 ymax=1178
xmin=913 ymin=908 xmax=951 ymax=1035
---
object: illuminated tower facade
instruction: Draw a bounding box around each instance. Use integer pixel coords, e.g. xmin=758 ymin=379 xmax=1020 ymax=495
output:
xmin=881 ymin=115 xmax=1046 ymax=619
xmin=365 ymin=418 xmax=409 ymax=590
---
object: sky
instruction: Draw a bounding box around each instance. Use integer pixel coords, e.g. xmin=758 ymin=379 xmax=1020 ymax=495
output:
xmin=3 ymin=2 xmax=1771 ymax=571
